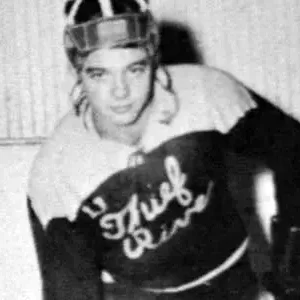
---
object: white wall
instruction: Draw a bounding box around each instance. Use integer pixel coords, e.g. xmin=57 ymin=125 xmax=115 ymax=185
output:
xmin=0 ymin=146 xmax=41 ymax=300
xmin=0 ymin=0 xmax=68 ymax=141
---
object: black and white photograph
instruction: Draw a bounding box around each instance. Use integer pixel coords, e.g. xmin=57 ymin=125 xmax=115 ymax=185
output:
xmin=1 ymin=0 xmax=300 ymax=299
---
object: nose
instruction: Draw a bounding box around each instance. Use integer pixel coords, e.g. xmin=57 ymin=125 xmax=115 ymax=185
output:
xmin=112 ymin=72 xmax=129 ymax=100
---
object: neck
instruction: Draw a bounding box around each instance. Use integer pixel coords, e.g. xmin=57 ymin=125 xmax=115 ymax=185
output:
xmin=92 ymin=104 xmax=153 ymax=147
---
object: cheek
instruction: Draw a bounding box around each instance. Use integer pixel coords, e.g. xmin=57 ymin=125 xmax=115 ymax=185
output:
xmin=82 ymin=87 xmax=105 ymax=111
xmin=84 ymin=82 xmax=108 ymax=101
xmin=132 ymin=74 xmax=152 ymax=98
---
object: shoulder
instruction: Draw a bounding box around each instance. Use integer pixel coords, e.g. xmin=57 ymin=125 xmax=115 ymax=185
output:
xmin=167 ymin=64 xmax=238 ymax=85
xmin=29 ymin=111 xmax=83 ymax=180
xmin=167 ymin=64 xmax=252 ymax=102
xmin=166 ymin=64 xmax=257 ymax=132
xmin=28 ymin=111 xmax=87 ymax=226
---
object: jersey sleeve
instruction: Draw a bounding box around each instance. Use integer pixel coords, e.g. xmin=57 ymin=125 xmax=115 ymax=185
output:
xmin=27 ymin=199 xmax=103 ymax=300
xmin=27 ymin=151 xmax=104 ymax=300
xmin=226 ymin=92 xmax=300 ymax=226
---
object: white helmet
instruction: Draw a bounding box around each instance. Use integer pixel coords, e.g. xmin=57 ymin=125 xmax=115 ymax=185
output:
xmin=64 ymin=0 xmax=159 ymax=66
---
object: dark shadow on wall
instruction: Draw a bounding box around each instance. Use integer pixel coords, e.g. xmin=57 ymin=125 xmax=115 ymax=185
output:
xmin=158 ymin=21 xmax=204 ymax=65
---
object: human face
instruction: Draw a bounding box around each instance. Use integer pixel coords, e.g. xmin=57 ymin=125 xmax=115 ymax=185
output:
xmin=81 ymin=47 xmax=154 ymax=127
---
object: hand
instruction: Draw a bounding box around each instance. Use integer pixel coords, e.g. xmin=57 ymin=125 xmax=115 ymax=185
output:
xmin=254 ymin=289 xmax=276 ymax=300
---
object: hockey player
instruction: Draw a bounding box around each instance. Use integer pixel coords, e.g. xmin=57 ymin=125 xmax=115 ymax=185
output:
xmin=27 ymin=0 xmax=282 ymax=298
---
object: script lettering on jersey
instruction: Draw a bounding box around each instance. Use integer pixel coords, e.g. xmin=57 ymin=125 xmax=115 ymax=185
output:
xmin=82 ymin=155 xmax=214 ymax=259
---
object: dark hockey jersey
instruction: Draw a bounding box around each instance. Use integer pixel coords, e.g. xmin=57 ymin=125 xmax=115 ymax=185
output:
xmin=28 ymin=65 xmax=265 ymax=299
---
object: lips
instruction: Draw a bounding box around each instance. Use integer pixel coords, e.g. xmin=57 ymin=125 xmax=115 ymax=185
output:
xmin=110 ymin=104 xmax=133 ymax=114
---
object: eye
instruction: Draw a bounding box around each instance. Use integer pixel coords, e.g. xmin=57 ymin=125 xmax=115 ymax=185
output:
xmin=85 ymin=69 xmax=109 ymax=81
xmin=128 ymin=64 xmax=147 ymax=76
xmin=89 ymin=71 xmax=107 ymax=80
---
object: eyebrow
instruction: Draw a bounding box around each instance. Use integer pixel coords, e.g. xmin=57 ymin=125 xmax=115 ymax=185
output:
xmin=84 ymin=67 xmax=106 ymax=74
xmin=128 ymin=58 xmax=150 ymax=68
xmin=84 ymin=58 xmax=150 ymax=73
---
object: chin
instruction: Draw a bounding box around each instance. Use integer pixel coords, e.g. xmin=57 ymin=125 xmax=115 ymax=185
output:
xmin=111 ymin=115 xmax=138 ymax=127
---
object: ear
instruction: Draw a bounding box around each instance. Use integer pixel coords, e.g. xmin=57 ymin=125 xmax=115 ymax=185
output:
xmin=156 ymin=66 xmax=171 ymax=91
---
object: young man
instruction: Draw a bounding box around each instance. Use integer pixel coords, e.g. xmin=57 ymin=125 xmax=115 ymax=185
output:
xmin=27 ymin=0 xmax=285 ymax=299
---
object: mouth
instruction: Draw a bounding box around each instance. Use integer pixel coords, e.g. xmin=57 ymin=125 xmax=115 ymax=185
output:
xmin=110 ymin=104 xmax=133 ymax=114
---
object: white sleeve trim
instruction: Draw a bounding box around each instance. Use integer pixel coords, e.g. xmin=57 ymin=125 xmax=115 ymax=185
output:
xmin=144 ymin=238 xmax=249 ymax=294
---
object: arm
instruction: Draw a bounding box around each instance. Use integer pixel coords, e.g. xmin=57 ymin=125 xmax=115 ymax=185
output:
xmin=226 ymin=91 xmax=300 ymax=242
xmin=27 ymin=198 xmax=103 ymax=300
xmin=226 ymin=92 xmax=300 ymax=298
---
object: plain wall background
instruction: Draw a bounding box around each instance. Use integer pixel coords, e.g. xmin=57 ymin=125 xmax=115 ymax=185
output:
xmin=1 ymin=0 xmax=300 ymax=299
xmin=0 ymin=146 xmax=41 ymax=300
